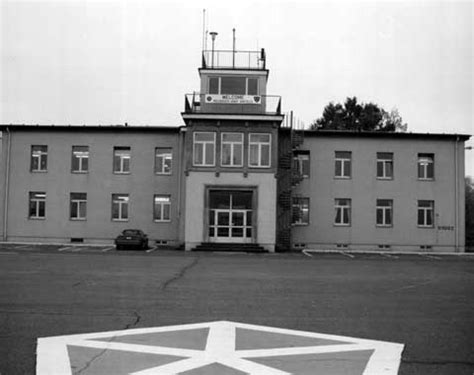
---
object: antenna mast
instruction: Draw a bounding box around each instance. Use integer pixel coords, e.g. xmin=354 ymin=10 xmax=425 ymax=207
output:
xmin=232 ymin=28 xmax=236 ymax=68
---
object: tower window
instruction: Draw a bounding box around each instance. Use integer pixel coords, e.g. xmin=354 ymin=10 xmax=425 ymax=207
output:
xmin=208 ymin=77 xmax=259 ymax=95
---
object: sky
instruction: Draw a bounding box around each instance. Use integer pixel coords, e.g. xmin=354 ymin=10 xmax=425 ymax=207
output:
xmin=1 ymin=0 xmax=473 ymax=175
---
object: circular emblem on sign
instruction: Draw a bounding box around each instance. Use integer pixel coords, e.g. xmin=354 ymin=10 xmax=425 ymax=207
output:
xmin=206 ymin=96 xmax=213 ymax=102
xmin=253 ymin=96 xmax=261 ymax=103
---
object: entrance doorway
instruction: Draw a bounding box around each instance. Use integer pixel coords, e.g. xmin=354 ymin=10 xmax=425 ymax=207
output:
xmin=208 ymin=190 xmax=253 ymax=243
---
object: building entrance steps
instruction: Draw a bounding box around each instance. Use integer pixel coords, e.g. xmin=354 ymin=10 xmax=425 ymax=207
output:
xmin=192 ymin=243 xmax=267 ymax=253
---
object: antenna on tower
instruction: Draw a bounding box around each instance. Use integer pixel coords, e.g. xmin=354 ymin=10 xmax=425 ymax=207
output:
xmin=232 ymin=28 xmax=236 ymax=68
xmin=202 ymin=9 xmax=206 ymax=52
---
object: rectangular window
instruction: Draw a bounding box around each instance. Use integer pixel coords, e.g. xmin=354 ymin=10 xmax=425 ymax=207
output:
xmin=247 ymin=78 xmax=258 ymax=95
xmin=221 ymin=133 xmax=243 ymax=167
xmin=292 ymin=197 xmax=309 ymax=225
xmin=418 ymin=200 xmax=434 ymax=227
xmin=294 ymin=151 xmax=310 ymax=178
xmin=31 ymin=145 xmax=48 ymax=172
xmin=154 ymin=195 xmax=171 ymax=222
xmin=208 ymin=77 xmax=259 ymax=95
xmin=335 ymin=198 xmax=351 ymax=226
xmin=155 ymin=148 xmax=172 ymax=174
xmin=71 ymin=146 xmax=89 ymax=173
xmin=335 ymin=151 xmax=351 ymax=178
xmin=209 ymin=77 xmax=219 ymax=94
xmin=418 ymin=153 xmax=434 ymax=180
xmin=112 ymin=194 xmax=129 ymax=221
xmin=29 ymin=192 xmax=46 ymax=219
xmin=70 ymin=193 xmax=87 ymax=220
xmin=376 ymin=199 xmax=393 ymax=227
xmin=193 ymin=132 xmax=215 ymax=166
xmin=113 ymin=147 xmax=131 ymax=174
xmin=249 ymin=133 xmax=271 ymax=167
xmin=377 ymin=152 xmax=393 ymax=179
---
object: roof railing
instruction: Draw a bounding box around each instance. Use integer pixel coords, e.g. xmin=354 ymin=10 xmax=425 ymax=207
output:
xmin=202 ymin=49 xmax=266 ymax=70
xmin=184 ymin=93 xmax=281 ymax=115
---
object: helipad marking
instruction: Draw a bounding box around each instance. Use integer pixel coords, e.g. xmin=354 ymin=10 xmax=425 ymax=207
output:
xmin=37 ymin=321 xmax=404 ymax=375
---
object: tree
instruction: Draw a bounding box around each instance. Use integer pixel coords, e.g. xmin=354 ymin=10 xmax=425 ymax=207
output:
xmin=311 ymin=97 xmax=408 ymax=132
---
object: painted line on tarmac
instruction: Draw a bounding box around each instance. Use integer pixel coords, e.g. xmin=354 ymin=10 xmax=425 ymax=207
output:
xmin=302 ymin=249 xmax=313 ymax=257
xmin=0 ymin=251 xmax=19 ymax=255
xmin=58 ymin=246 xmax=74 ymax=252
xmin=340 ymin=251 xmax=355 ymax=258
xmin=380 ymin=253 xmax=399 ymax=259
xmin=37 ymin=320 xmax=404 ymax=375
xmin=13 ymin=244 xmax=33 ymax=250
xmin=146 ymin=247 xmax=157 ymax=253
xmin=420 ymin=254 xmax=441 ymax=260
xmin=101 ymin=247 xmax=114 ymax=252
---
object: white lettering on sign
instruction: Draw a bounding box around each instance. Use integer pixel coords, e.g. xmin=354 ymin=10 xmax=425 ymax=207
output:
xmin=205 ymin=94 xmax=261 ymax=104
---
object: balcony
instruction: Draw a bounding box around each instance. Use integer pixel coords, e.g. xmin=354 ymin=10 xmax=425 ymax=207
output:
xmin=201 ymin=49 xmax=266 ymax=70
xmin=184 ymin=93 xmax=281 ymax=116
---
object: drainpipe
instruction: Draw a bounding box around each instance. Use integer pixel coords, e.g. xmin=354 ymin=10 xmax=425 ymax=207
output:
xmin=3 ymin=127 xmax=11 ymax=241
xmin=454 ymin=136 xmax=459 ymax=252
xmin=177 ymin=127 xmax=186 ymax=245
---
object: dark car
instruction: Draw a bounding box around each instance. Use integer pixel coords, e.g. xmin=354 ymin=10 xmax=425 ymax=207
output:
xmin=115 ymin=229 xmax=149 ymax=250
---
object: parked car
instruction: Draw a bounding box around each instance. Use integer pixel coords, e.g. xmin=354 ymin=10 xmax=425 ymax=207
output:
xmin=115 ymin=229 xmax=149 ymax=250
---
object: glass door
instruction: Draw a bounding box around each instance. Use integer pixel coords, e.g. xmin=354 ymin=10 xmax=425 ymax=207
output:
xmin=208 ymin=190 xmax=253 ymax=243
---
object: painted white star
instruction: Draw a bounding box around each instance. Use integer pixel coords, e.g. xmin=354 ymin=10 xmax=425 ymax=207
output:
xmin=37 ymin=321 xmax=404 ymax=375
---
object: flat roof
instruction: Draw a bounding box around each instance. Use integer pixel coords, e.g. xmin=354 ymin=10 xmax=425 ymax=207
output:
xmin=0 ymin=125 xmax=470 ymax=141
xmin=297 ymin=129 xmax=471 ymax=141
xmin=0 ymin=124 xmax=181 ymax=132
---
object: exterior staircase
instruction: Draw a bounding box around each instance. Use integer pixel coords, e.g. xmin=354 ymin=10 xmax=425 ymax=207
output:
xmin=192 ymin=243 xmax=267 ymax=253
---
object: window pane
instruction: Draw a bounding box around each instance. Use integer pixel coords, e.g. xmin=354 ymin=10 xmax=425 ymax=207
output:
xmin=250 ymin=134 xmax=270 ymax=143
xmin=38 ymin=202 xmax=45 ymax=217
xmin=418 ymin=209 xmax=424 ymax=225
xmin=205 ymin=144 xmax=214 ymax=165
xmin=261 ymin=144 xmax=270 ymax=166
xmin=113 ymin=155 xmax=121 ymax=171
xmin=386 ymin=161 xmax=393 ymax=178
xmin=223 ymin=133 xmax=242 ymax=142
xmin=249 ymin=145 xmax=258 ymax=165
xmin=112 ymin=203 xmax=119 ymax=219
xmin=82 ymin=157 xmax=89 ymax=171
xmin=123 ymin=157 xmax=130 ymax=172
xmin=427 ymin=163 xmax=434 ymax=178
xmin=195 ymin=132 xmax=214 ymax=142
xmin=426 ymin=209 xmax=433 ymax=226
xmin=29 ymin=201 xmax=36 ymax=217
xmin=247 ymin=78 xmax=258 ymax=95
xmin=221 ymin=77 xmax=246 ymax=94
xmin=377 ymin=161 xmax=383 ymax=177
xmin=209 ymin=77 xmax=219 ymax=94
xmin=335 ymin=151 xmax=351 ymax=158
xmin=233 ymin=144 xmax=242 ymax=165
xmin=335 ymin=161 xmax=342 ymax=176
xmin=40 ymin=156 xmax=47 ymax=170
xmin=222 ymin=144 xmax=232 ymax=165
xmin=386 ymin=209 xmax=392 ymax=225
xmin=376 ymin=209 xmax=383 ymax=224
xmin=122 ymin=203 xmax=128 ymax=219
xmin=71 ymin=202 xmax=78 ymax=218
xmin=344 ymin=160 xmax=351 ymax=177
xmin=343 ymin=208 xmax=350 ymax=224
xmin=163 ymin=204 xmax=170 ymax=220
xmin=194 ymin=144 xmax=203 ymax=165
xmin=79 ymin=202 xmax=87 ymax=218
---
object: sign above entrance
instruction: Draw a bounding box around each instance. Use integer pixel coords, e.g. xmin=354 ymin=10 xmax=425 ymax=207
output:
xmin=37 ymin=320 xmax=404 ymax=375
xmin=205 ymin=94 xmax=261 ymax=104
